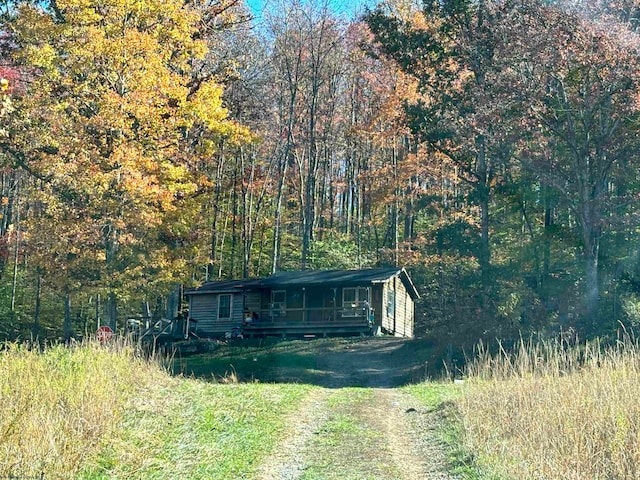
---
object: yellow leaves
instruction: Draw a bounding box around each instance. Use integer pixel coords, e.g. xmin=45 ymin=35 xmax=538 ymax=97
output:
xmin=24 ymin=43 xmax=58 ymax=73
xmin=10 ymin=0 xmax=253 ymax=294
xmin=187 ymin=80 xmax=227 ymax=129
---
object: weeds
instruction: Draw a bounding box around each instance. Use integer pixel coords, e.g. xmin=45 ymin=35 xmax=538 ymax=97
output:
xmin=460 ymin=335 xmax=640 ymax=479
xmin=0 ymin=340 xmax=168 ymax=479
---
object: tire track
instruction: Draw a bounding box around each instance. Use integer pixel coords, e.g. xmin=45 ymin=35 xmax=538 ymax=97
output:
xmin=254 ymin=386 xmax=459 ymax=479
xmin=254 ymin=388 xmax=335 ymax=480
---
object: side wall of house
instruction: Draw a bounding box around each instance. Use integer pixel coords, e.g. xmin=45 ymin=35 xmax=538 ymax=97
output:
xmin=396 ymin=277 xmax=414 ymax=338
xmin=371 ymin=285 xmax=384 ymax=329
xmin=188 ymin=293 xmax=244 ymax=336
xmin=381 ymin=277 xmax=414 ymax=338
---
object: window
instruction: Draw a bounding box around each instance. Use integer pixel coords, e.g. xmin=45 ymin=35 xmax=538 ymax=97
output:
xmin=386 ymin=290 xmax=395 ymax=316
xmin=342 ymin=287 xmax=370 ymax=308
xmin=270 ymin=290 xmax=286 ymax=317
xmin=271 ymin=290 xmax=286 ymax=304
xmin=343 ymin=288 xmax=356 ymax=305
xmin=218 ymin=294 xmax=232 ymax=320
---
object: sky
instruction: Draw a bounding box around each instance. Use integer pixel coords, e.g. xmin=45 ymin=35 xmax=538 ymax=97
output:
xmin=245 ymin=0 xmax=379 ymax=21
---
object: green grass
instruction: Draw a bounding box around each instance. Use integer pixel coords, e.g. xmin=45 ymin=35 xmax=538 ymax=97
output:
xmin=172 ymin=338 xmax=330 ymax=383
xmin=403 ymin=382 xmax=497 ymax=479
xmin=81 ymin=380 xmax=311 ymax=479
xmin=0 ymin=340 xmax=312 ymax=480
xmin=1 ymin=337 xmax=470 ymax=479
xmin=299 ymin=389 xmax=393 ymax=480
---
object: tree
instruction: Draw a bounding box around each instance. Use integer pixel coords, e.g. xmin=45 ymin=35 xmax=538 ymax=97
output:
xmin=505 ymin=1 xmax=640 ymax=330
xmin=266 ymin=0 xmax=348 ymax=270
xmin=366 ymin=0 xmax=519 ymax=308
xmin=4 ymin=0 xmax=248 ymax=329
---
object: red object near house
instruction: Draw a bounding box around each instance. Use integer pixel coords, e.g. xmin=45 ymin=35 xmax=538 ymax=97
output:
xmin=96 ymin=326 xmax=113 ymax=342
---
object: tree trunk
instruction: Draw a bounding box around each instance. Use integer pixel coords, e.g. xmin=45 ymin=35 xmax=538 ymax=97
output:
xmin=64 ymin=292 xmax=73 ymax=343
xmin=543 ymin=186 xmax=553 ymax=280
xmin=107 ymin=292 xmax=117 ymax=331
xmin=32 ymin=269 xmax=41 ymax=340
xmin=272 ymin=158 xmax=287 ymax=274
xmin=581 ymin=203 xmax=601 ymax=332
xmin=229 ymin=155 xmax=239 ymax=279
xmin=208 ymin=147 xmax=225 ymax=281
xmin=10 ymin=192 xmax=20 ymax=312
xmin=476 ymin=134 xmax=491 ymax=284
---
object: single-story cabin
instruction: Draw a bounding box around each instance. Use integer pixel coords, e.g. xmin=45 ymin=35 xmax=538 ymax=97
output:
xmin=184 ymin=267 xmax=419 ymax=338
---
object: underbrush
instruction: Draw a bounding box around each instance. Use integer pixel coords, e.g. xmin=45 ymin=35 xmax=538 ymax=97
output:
xmin=0 ymin=341 xmax=167 ymax=479
xmin=459 ymin=337 xmax=640 ymax=479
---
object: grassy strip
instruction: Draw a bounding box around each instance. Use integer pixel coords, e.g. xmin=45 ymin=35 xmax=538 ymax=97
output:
xmin=459 ymin=338 xmax=640 ymax=479
xmin=299 ymin=389 xmax=400 ymax=480
xmin=82 ymin=380 xmax=311 ymax=479
xmin=403 ymin=383 xmax=493 ymax=479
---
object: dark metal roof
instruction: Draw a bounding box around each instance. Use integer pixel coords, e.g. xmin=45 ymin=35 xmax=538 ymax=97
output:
xmin=184 ymin=278 xmax=262 ymax=295
xmin=185 ymin=267 xmax=420 ymax=299
xmin=265 ymin=267 xmax=398 ymax=285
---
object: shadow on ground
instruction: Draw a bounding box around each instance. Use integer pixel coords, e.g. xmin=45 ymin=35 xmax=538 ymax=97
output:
xmin=170 ymin=337 xmax=445 ymax=388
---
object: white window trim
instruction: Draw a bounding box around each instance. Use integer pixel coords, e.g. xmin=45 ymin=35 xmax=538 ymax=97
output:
xmin=271 ymin=290 xmax=286 ymax=305
xmin=342 ymin=287 xmax=370 ymax=308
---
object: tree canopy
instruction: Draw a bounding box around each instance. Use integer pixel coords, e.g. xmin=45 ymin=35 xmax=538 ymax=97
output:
xmin=1 ymin=0 xmax=640 ymax=347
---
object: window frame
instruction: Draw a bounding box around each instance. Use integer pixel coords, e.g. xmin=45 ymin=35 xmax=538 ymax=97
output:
xmin=271 ymin=290 xmax=286 ymax=305
xmin=218 ymin=294 xmax=232 ymax=320
xmin=342 ymin=287 xmax=370 ymax=308
xmin=386 ymin=289 xmax=396 ymax=317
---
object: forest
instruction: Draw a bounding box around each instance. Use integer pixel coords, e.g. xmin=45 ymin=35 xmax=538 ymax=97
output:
xmin=0 ymin=0 xmax=639 ymax=350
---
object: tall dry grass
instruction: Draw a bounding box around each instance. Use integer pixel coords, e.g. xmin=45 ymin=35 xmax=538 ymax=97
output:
xmin=0 ymin=340 xmax=169 ymax=479
xmin=460 ymin=336 xmax=640 ymax=479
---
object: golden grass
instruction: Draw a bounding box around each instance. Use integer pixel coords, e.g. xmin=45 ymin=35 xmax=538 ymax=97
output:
xmin=0 ymin=340 xmax=170 ymax=479
xmin=460 ymin=336 xmax=640 ymax=479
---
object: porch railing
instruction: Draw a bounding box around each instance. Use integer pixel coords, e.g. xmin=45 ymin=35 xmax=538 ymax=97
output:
xmin=247 ymin=306 xmax=374 ymax=325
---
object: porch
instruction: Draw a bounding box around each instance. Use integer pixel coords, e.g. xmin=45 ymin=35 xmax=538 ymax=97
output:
xmin=242 ymin=305 xmax=374 ymax=338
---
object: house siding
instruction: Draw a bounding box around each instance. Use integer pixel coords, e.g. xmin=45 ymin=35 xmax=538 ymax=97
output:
xmin=382 ymin=282 xmax=392 ymax=334
xmin=371 ymin=285 xmax=384 ymax=329
xmin=394 ymin=277 xmax=413 ymax=338
xmin=189 ymin=293 xmax=243 ymax=336
xmin=184 ymin=268 xmax=417 ymax=338
xmin=381 ymin=277 xmax=414 ymax=338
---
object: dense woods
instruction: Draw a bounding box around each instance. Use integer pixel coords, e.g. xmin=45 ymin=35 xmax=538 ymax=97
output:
xmin=1 ymin=0 xmax=640 ymax=351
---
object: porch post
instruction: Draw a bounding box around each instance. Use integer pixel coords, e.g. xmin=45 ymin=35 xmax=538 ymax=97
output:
xmin=302 ymin=288 xmax=307 ymax=324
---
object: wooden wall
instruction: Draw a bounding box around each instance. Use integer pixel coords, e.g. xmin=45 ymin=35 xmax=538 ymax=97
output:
xmin=381 ymin=277 xmax=414 ymax=338
xmin=188 ymin=293 xmax=244 ymax=336
xmin=187 ymin=276 xmax=415 ymax=338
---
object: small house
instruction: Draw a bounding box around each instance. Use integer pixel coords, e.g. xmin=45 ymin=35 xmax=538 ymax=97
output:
xmin=184 ymin=267 xmax=419 ymax=338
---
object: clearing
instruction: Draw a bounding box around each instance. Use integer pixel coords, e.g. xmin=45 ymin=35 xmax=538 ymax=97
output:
xmin=176 ymin=337 xmax=467 ymax=479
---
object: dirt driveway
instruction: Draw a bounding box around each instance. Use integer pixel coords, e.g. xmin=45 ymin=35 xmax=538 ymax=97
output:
xmin=249 ymin=338 xmax=460 ymax=479
xmin=312 ymin=336 xmax=431 ymax=387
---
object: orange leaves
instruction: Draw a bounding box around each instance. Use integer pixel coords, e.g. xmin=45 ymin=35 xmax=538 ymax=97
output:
xmin=7 ymin=0 xmax=251 ymax=296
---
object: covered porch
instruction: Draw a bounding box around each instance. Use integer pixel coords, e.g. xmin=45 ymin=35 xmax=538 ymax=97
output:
xmin=239 ymin=284 xmax=375 ymax=338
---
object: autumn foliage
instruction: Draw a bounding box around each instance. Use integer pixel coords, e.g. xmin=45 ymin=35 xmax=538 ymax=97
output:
xmin=0 ymin=0 xmax=639 ymax=346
